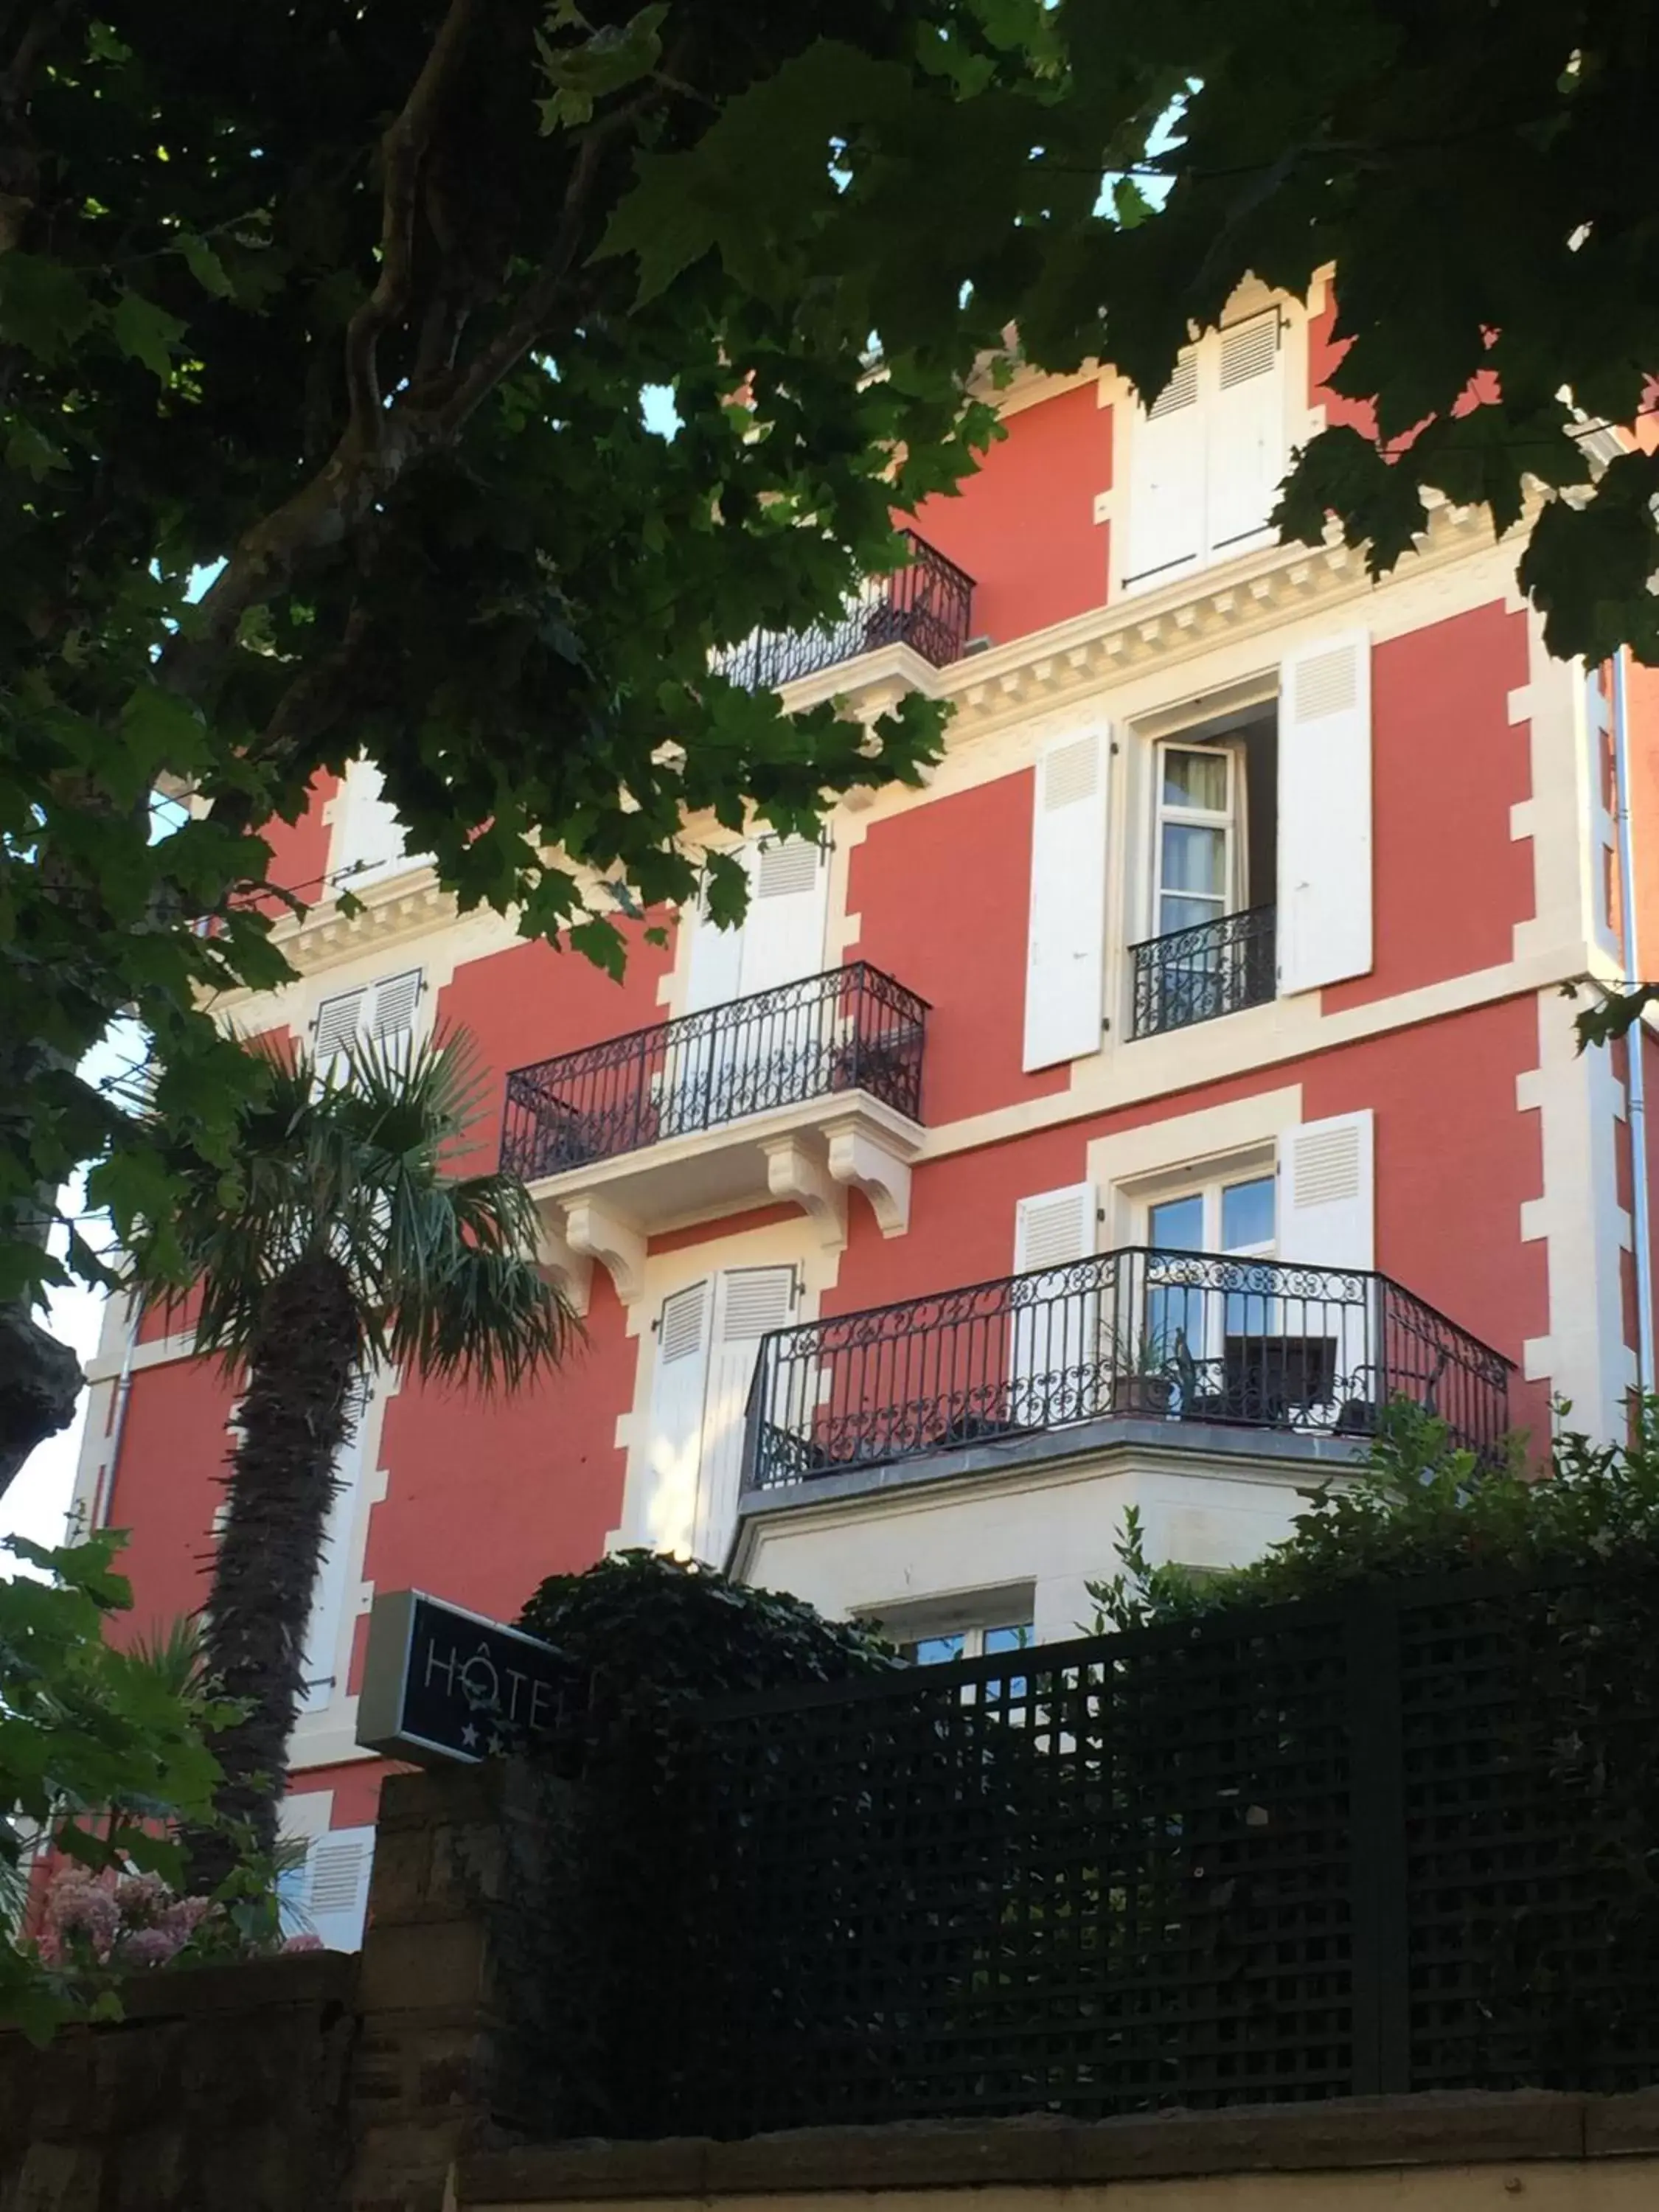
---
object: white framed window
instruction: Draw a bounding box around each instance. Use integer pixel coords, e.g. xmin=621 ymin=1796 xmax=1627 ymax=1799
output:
xmin=330 ymin=757 xmax=430 ymax=891
xmin=311 ymin=968 xmax=423 ymax=1080
xmin=1153 ymin=743 xmax=1239 ymax=940
xmin=1123 ymin=310 xmax=1287 ymax=595
xmin=1145 ymin=1166 xmax=1276 ymax=1262
xmin=906 ymin=1621 xmax=1034 ymax=1666
xmin=1144 ymin=1164 xmax=1279 ymax=1391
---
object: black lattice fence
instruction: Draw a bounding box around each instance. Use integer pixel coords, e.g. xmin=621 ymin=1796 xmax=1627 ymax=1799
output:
xmin=510 ymin=1567 xmax=1659 ymax=2140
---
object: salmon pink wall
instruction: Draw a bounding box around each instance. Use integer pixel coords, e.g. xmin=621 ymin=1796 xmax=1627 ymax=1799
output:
xmin=358 ymin=1270 xmax=635 ymax=1641
xmin=293 ymin=1760 xmax=397 ymax=1832
xmin=1325 ymin=602 xmax=1532 ymax=1014
xmin=436 ymin=919 xmax=675 ymax=1174
xmin=911 ymin=385 xmax=1107 ymax=649
xmin=1622 ymin=654 xmax=1659 ymax=969
xmin=103 ymin=1359 xmax=234 ymax=1643
xmin=1302 ymin=998 xmax=1549 ymax=1445
xmin=252 ymin=771 xmax=338 ymax=918
xmin=1306 ymin=296 xmax=1380 ymax=443
xmin=848 ymin=771 xmax=1068 ymax=1126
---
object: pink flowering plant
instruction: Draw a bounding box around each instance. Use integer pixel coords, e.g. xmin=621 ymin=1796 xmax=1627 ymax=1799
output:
xmin=1 ymin=1533 xmax=299 ymax=2039
xmin=37 ymin=1858 xmax=315 ymax=1974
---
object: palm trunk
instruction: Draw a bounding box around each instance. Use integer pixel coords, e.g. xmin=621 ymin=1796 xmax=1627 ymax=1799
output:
xmin=183 ymin=1252 xmax=361 ymax=1893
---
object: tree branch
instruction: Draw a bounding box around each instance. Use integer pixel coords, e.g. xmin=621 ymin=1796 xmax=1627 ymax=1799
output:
xmin=437 ymin=94 xmax=653 ymax=437
xmin=167 ymin=36 xmax=666 ymax=728
xmin=341 ymin=0 xmax=481 ymax=453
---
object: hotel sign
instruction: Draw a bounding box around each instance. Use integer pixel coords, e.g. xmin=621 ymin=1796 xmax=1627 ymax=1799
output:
xmin=355 ymin=1589 xmax=580 ymax=1767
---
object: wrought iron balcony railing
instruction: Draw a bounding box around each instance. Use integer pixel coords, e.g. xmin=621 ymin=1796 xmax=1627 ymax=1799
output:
xmin=1130 ymin=905 xmax=1277 ymax=1039
xmin=744 ymin=1245 xmax=1512 ymax=1492
xmin=716 ymin=532 xmax=975 ymax=693
xmin=501 ymin=962 xmax=928 ymax=1181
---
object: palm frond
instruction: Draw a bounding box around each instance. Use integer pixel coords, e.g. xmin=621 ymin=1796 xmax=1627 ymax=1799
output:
xmin=126 ymin=1614 xmax=210 ymax=1700
xmin=125 ymin=1020 xmax=571 ymax=1399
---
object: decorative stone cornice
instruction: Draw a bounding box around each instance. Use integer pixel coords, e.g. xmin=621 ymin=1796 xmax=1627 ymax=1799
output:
xmin=227 ymin=497 xmax=1516 ymax=987
xmin=790 ymin=500 xmax=1512 ymax=737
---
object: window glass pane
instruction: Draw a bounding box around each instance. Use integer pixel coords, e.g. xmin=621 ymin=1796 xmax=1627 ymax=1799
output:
xmin=1221 ymin=1175 xmax=1276 ymax=1252
xmin=1162 ymin=748 xmax=1228 ymax=813
xmin=1161 ymin=822 xmax=1226 ymax=898
xmin=910 ymin=1632 xmax=966 ymax=1666
xmin=984 ymin=1624 xmax=1034 ymax=1655
xmin=1149 ymin=1194 xmax=1204 ymax=1250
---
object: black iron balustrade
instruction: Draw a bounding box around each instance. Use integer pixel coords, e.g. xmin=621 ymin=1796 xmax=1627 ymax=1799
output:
xmin=716 ymin=532 xmax=975 ymax=693
xmin=501 ymin=961 xmax=928 ymax=1180
xmin=1130 ymin=905 xmax=1277 ymax=1038
xmin=744 ymin=1244 xmax=1512 ymax=1490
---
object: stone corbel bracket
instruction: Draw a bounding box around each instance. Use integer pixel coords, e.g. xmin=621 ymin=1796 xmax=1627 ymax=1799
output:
xmin=762 ymin=1135 xmax=846 ymax=1249
xmin=535 ymin=1215 xmax=592 ymax=1318
xmin=554 ymin=1194 xmax=647 ymax=1308
xmin=824 ymin=1117 xmax=914 ymax=1239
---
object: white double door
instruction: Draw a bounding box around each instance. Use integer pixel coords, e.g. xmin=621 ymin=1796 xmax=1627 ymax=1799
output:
xmin=661 ymin=838 xmax=831 ymax=1134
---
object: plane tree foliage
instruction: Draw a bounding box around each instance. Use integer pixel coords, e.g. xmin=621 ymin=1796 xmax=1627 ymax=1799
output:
xmin=3 ymin=0 xmax=1653 ymax=1472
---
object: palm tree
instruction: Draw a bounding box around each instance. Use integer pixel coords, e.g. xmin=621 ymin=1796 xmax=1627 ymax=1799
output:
xmin=131 ymin=1031 xmax=570 ymax=1889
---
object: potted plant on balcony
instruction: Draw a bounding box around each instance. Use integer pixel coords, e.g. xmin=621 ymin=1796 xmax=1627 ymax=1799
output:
xmin=1105 ymin=1321 xmax=1179 ymax=1417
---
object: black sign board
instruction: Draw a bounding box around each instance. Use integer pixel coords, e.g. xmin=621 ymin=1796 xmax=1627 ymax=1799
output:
xmin=355 ymin=1589 xmax=580 ymax=1767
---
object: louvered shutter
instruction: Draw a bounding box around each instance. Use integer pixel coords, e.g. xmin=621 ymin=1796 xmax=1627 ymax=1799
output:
xmin=1009 ymin=1183 xmax=1100 ymax=1425
xmin=1124 ymin=352 xmax=1204 ymax=593
xmin=1278 ymin=631 xmax=1373 ymax=993
xmin=740 ymin=836 xmax=830 ymax=994
xmin=1279 ymin=1113 xmax=1374 ymax=1272
xmin=1279 ymin=1112 xmax=1376 ymax=1416
xmin=694 ymin=1267 xmax=796 ymax=1565
xmin=644 ymin=1281 xmax=712 ymax=1554
xmin=1206 ymin=313 xmax=1284 ymax=560
xmin=1023 ymin=729 xmax=1110 ymax=1072
xmin=334 ymin=758 xmax=408 ymax=887
xmin=313 ymin=987 xmax=366 ymax=1080
xmin=300 ymin=1825 xmax=376 ymax=1952
xmin=298 ymin=1374 xmax=372 ymax=1715
xmin=367 ymin=968 xmax=422 ymax=1069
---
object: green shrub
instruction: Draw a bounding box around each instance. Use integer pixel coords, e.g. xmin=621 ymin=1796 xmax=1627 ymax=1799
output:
xmin=1090 ymin=1401 xmax=1659 ymax=1632
xmin=517 ymin=1548 xmax=897 ymax=1716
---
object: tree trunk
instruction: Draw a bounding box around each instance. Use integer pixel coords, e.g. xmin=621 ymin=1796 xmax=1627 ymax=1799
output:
xmin=0 ymin=1301 xmax=83 ymax=1497
xmin=182 ymin=1253 xmax=361 ymax=1893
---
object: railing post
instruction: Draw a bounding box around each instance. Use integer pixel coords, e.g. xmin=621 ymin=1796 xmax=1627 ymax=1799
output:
xmin=1344 ymin=1587 xmax=1410 ymax=2095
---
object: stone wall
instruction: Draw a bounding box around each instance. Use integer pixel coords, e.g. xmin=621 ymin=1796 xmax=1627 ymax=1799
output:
xmin=0 ymin=1950 xmax=358 ymax=2212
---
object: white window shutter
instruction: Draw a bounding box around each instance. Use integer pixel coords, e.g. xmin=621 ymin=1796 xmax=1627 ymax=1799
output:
xmin=1278 ymin=1112 xmax=1374 ymax=1271
xmin=644 ymin=1281 xmax=713 ymax=1554
xmin=1124 ymin=352 xmax=1204 ymax=593
xmin=739 ymin=836 xmax=830 ymax=995
xmin=313 ymin=987 xmax=366 ymax=1076
xmin=1278 ymin=631 xmax=1373 ymax=994
xmin=1022 ymin=729 xmax=1110 ymax=1072
xmin=301 ymin=1826 xmax=375 ymax=1952
xmin=367 ymin=968 xmax=422 ymax=1067
xmin=1014 ymin=1183 xmax=1098 ymax=1274
xmin=298 ymin=1376 xmax=372 ymax=1715
xmin=333 ymin=758 xmax=408 ymax=888
xmin=695 ymin=1267 xmax=795 ymax=1565
xmin=1205 ymin=313 xmax=1285 ymax=560
xmin=683 ymin=875 xmax=747 ymax=1015
xmin=1011 ymin=1183 xmax=1099 ymax=1422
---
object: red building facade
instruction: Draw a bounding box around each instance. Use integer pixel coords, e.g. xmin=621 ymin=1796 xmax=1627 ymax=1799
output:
xmin=68 ymin=277 xmax=1658 ymax=1943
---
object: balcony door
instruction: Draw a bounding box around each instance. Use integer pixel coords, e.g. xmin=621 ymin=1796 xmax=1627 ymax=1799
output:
xmin=663 ymin=838 xmax=830 ymax=1135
